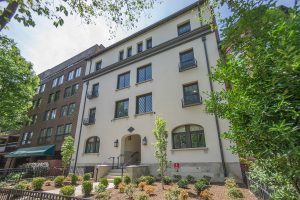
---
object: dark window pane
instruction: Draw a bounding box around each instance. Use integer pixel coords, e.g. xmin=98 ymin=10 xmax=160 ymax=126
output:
xmin=115 ymin=99 xmax=129 ymax=118
xmin=183 ymin=83 xmax=200 ymax=105
xmin=146 ymin=39 xmax=152 ymax=49
xmin=117 ymin=72 xmax=130 ymax=89
xmin=178 ymin=22 xmax=191 ymax=35
xmin=96 ymin=61 xmax=102 ymax=71
xmin=85 ymin=136 xmax=100 ymax=153
xmin=127 ymin=47 xmax=132 ymax=57
xmin=137 ymin=94 xmax=152 ymax=114
xmin=119 ymin=50 xmax=124 ymax=61
xmin=137 ymin=43 xmax=143 ymax=53
xmin=174 ymin=133 xmax=187 ymax=149
xmin=180 ymin=50 xmax=195 ymax=69
xmin=137 ymin=65 xmax=152 ymax=83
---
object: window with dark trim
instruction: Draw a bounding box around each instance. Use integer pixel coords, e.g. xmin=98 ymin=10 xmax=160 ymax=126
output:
xmin=137 ymin=42 xmax=143 ymax=53
xmin=64 ymin=83 xmax=79 ymax=98
xmin=136 ymin=93 xmax=152 ymax=114
xmin=30 ymin=115 xmax=37 ymax=125
xmin=137 ymin=65 xmax=152 ymax=83
xmin=183 ymin=82 xmax=201 ymax=105
xmin=55 ymin=124 xmax=72 ymax=141
xmin=68 ymin=70 xmax=74 ymax=81
xmin=92 ymin=83 xmax=99 ymax=97
xmin=119 ymin=50 xmax=124 ymax=61
xmin=179 ymin=49 xmax=196 ymax=70
xmin=75 ymin=67 xmax=81 ymax=78
xmin=88 ymin=108 xmax=96 ymax=124
xmin=172 ymin=125 xmax=205 ymax=149
xmin=85 ymin=136 xmax=100 ymax=153
xmin=38 ymin=128 xmax=52 ymax=144
xmin=115 ymin=99 xmax=129 ymax=118
xmin=58 ymin=75 xmax=64 ymax=85
xmin=68 ymin=103 xmax=76 ymax=115
xmin=127 ymin=47 xmax=132 ymax=57
xmin=21 ymin=132 xmax=33 ymax=145
xmin=61 ymin=105 xmax=68 ymax=117
xmin=117 ymin=72 xmax=130 ymax=89
xmin=95 ymin=61 xmax=102 ymax=71
xmin=146 ymin=38 xmax=152 ymax=49
xmin=177 ymin=21 xmax=191 ymax=35
xmin=52 ymin=78 xmax=58 ymax=88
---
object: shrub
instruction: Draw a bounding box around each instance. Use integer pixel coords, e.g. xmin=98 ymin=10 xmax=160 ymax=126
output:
xmin=113 ymin=177 xmax=122 ymax=189
xmin=200 ymin=189 xmax=213 ymax=200
xmin=54 ymin=176 xmax=65 ymax=187
xmin=0 ymin=182 xmax=8 ymax=188
xmin=138 ymin=176 xmax=155 ymax=185
xmin=143 ymin=185 xmax=155 ymax=195
xmin=83 ymin=173 xmax=91 ymax=181
xmin=194 ymin=179 xmax=209 ymax=193
xmin=95 ymin=190 xmax=111 ymax=200
xmin=134 ymin=192 xmax=150 ymax=200
xmin=225 ymin=177 xmax=237 ymax=189
xmin=60 ymin=185 xmax=75 ymax=196
xmin=32 ymin=177 xmax=45 ymax=191
xmin=186 ymin=175 xmax=195 ymax=183
xmin=95 ymin=183 xmax=107 ymax=193
xmin=173 ymin=174 xmax=182 ymax=183
xmin=44 ymin=180 xmax=52 ymax=186
xmin=177 ymin=179 xmax=188 ymax=189
xmin=179 ymin=189 xmax=189 ymax=200
xmin=82 ymin=181 xmax=93 ymax=197
xmin=100 ymin=178 xmax=108 ymax=188
xmin=64 ymin=176 xmax=71 ymax=181
xmin=20 ymin=162 xmax=49 ymax=177
xmin=119 ymin=182 xmax=126 ymax=193
xmin=162 ymin=176 xmax=172 ymax=185
xmin=125 ymin=184 xmax=135 ymax=199
xmin=69 ymin=174 xmax=78 ymax=185
xmin=77 ymin=176 xmax=83 ymax=182
xmin=227 ymin=187 xmax=244 ymax=199
xmin=14 ymin=181 xmax=30 ymax=190
xmin=138 ymin=181 xmax=147 ymax=191
xmin=124 ymin=175 xmax=131 ymax=184
xmin=6 ymin=172 xmax=24 ymax=182
xmin=164 ymin=186 xmax=181 ymax=200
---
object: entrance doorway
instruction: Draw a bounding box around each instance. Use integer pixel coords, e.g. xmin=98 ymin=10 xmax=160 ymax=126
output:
xmin=121 ymin=134 xmax=141 ymax=166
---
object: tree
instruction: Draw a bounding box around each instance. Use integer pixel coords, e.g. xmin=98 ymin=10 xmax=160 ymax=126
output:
xmin=61 ymin=136 xmax=75 ymax=175
xmin=153 ymin=116 xmax=168 ymax=189
xmin=0 ymin=0 xmax=161 ymax=33
xmin=0 ymin=36 xmax=39 ymax=131
xmin=204 ymin=1 xmax=300 ymax=198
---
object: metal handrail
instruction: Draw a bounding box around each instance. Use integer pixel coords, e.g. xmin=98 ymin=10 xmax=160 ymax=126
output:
xmin=87 ymin=91 xmax=99 ymax=99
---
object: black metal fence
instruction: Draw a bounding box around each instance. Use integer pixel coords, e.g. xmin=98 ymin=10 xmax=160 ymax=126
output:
xmin=0 ymin=188 xmax=87 ymax=200
xmin=246 ymin=174 xmax=272 ymax=200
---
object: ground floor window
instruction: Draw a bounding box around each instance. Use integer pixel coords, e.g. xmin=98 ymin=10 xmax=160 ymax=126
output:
xmin=172 ymin=124 xmax=205 ymax=149
xmin=85 ymin=136 xmax=100 ymax=153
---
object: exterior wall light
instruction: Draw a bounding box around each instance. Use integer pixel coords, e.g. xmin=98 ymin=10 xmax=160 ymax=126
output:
xmin=142 ymin=137 xmax=147 ymax=145
xmin=114 ymin=139 xmax=119 ymax=147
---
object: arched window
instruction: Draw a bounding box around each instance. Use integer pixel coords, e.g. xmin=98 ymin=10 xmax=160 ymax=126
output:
xmin=172 ymin=125 xmax=205 ymax=149
xmin=85 ymin=136 xmax=100 ymax=153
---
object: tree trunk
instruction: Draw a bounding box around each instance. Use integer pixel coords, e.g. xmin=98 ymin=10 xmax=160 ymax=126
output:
xmin=0 ymin=1 xmax=19 ymax=32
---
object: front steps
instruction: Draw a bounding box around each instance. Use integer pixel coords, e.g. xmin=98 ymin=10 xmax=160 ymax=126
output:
xmin=105 ymin=168 xmax=128 ymax=183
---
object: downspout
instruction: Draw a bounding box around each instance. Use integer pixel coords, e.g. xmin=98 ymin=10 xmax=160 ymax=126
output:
xmin=73 ymin=61 xmax=92 ymax=173
xmin=202 ymin=36 xmax=228 ymax=177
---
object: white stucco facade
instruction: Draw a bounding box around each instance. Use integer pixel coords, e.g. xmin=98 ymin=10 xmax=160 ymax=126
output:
xmin=71 ymin=2 xmax=242 ymax=182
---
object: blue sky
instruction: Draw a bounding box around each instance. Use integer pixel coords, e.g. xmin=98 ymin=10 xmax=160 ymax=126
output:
xmin=2 ymin=0 xmax=295 ymax=74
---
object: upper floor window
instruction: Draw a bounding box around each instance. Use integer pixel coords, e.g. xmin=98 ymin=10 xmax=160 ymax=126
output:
xmin=137 ymin=65 xmax=152 ymax=83
xmin=64 ymin=83 xmax=79 ymax=98
xmin=61 ymin=103 xmax=76 ymax=117
xmin=182 ymin=82 xmax=201 ymax=106
xmin=117 ymin=72 xmax=130 ymax=89
xmin=40 ymin=84 xmax=46 ymax=93
xmin=32 ymin=98 xmax=41 ymax=109
xmin=55 ymin=124 xmax=72 ymax=141
xmin=95 ymin=61 xmax=102 ymax=71
xmin=58 ymin=75 xmax=64 ymax=85
xmin=172 ymin=125 xmax=205 ymax=149
xmin=36 ymin=85 xmax=40 ymax=94
xmin=177 ymin=21 xmax=191 ymax=36
xmin=146 ymin=38 xmax=152 ymax=49
xmin=68 ymin=103 xmax=76 ymax=115
xmin=75 ymin=67 xmax=81 ymax=78
xmin=179 ymin=49 xmax=196 ymax=71
xmin=92 ymin=83 xmax=99 ymax=97
xmin=71 ymin=83 xmax=80 ymax=95
xmin=68 ymin=70 xmax=74 ymax=81
xmin=52 ymin=78 xmax=58 ymax=88
xmin=44 ymin=109 xmax=56 ymax=121
xmin=61 ymin=105 xmax=68 ymax=117
xmin=119 ymin=50 xmax=124 ymax=61
xmin=136 ymin=93 xmax=152 ymax=114
xmin=48 ymin=91 xmax=60 ymax=103
xmin=39 ymin=128 xmax=52 ymax=144
xmin=115 ymin=99 xmax=129 ymax=118
xmin=127 ymin=47 xmax=132 ymax=57
xmin=137 ymin=42 xmax=143 ymax=53
xmin=85 ymin=136 xmax=100 ymax=153
xmin=86 ymin=108 xmax=96 ymax=124
xmin=30 ymin=115 xmax=37 ymax=125
xmin=21 ymin=132 xmax=33 ymax=145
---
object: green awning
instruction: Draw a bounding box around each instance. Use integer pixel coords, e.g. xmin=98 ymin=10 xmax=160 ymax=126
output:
xmin=6 ymin=145 xmax=55 ymax=158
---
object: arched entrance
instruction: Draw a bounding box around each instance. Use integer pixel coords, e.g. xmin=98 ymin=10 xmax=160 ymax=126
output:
xmin=121 ymin=134 xmax=141 ymax=165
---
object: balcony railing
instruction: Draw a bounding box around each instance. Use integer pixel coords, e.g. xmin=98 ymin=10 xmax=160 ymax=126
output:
xmin=178 ymin=59 xmax=197 ymax=72
xmin=181 ymin=94 xmax=202 ymax=107
xmin=87 ymin=91 xmax=99 ymax=99
xmin=83 ymin=117 xmax=96 ymax=126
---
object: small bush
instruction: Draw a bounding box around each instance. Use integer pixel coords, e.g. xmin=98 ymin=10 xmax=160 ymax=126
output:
xmin=173 ymin=174 xmax=182 ymax=183
xmin=179 ymin=189 xmax=189 ymax=200
xmin=177 ymin=179 xmax=188 ymax=189
xmin=200 ymin=189 xmax=213 ymax=200
xmin=124 ymin=175 xmax=131 ymax=184
xmin=7 ymin=172 xmax=24 ymax=182
xmin=134 ymin=192 xmax=150 ymax=200
xmin=95 ymin=183 xmax=107 ymax=193
xmin=0 ymin=182 xmax=8 ymax=188
xmin=138 ymin=176 xmax=155 ymax=185
xmin=60 ymin=185 xmax=75 ymax=196
xmin=164 ymin=186 xmax=181 ymax=200
xmin=100 ymin=177 xmax=108 ymax=188
xmin=69 ymin=174 xmax=78 ymax=185
xmin=162 ymin=176 xmax=172 ymax=185
xmin=77 ymin=176 xmax=83 ymax=182
xmin=95 ymin=190 xmax=111 ymax=200
xmin=44 ymin=180 xmax=52 ymax=186
xmin=15 ymin=181 xmax=30 ymax=190
xmin=125 ymin=184 xmax=135 ymax=199
xmin=194 ymin=179 xmax=209 ymax=193
xmin=64 ymin=176 xmax=71 ymax=181
xmin=143 ymin=185 xmax=155 ymax=195
xmin=225 ymin=177 xmax=237 ymax=189
xmin=227 ymin=187 xmax=244 ymax=199
xmin=32 ymin=177 xmax=45 ymax=191
xmin=113 ymin=177 xmax=122 ymax=189
xmin=83 ymin=173 xmax=91 ymax=181
xmin=54 ymin=176 xmax=65 ymax=187
xmin=82 ymin=181 xmax=93 ymax=197
xmin=138 ymin=181 xmax=147 ymax=191
xmin=186 ymin=175 xmax=195 ymax=183
xmin=119 ymin=182 xmax=126 ymax=193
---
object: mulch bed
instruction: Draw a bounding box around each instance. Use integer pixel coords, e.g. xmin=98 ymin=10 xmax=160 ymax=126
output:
xmin=107 ymin=182 xmax=258 ymax=200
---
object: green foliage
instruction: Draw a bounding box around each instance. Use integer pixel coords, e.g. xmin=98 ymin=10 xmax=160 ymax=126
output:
xmin=134 ymin=192 xmax=150 ymax=200
xmin=6 ymin=172 xmax=24 ymax=182
xmin=20 ymin=162 xmax=49 ymax=177
xmin=31 ymin=177 xmax=45 ymax=191
xmin=138 ymin=176 xmax=155 ymax=185
xmin=164 ymin=185 xmax=181 ymax=200
xmin=177 ymin=179 xmax=188 ymax=189
xmin=205 ymin=1 xmax=300 ymax=197
xmin=95 ymin=190 xmax=111 ymax=200
xmin=83 ymin=173 xmax=91 ymax=181
xmin=172 ymin=174 xmax=182 ymax=183
xmin=125 ymin=184 xmax=135 ymax=199
xmin=0 ymin=36 xmax=39 ymax=130
xmin=60 ymin=185 xmax=75 ymax=196
xmin=61 ymin=136 xmax=75 ymax=175
xmin=153 ymin=116 xmax=168 ymax=189
xmin=14 ymin=181 xmax=30 ymax=190
xmin=194 ymin=179 xmax=209 ymax=193
xmin=0 ymin=182 xmax=8 ymax=188
xmin=113 ymin=177 xmax=122 ymax=189
xmin=124 ymin=175 xmax=131 ymax=184
xmin=54 ymin=176 xmax=65 ymax=187
xmin=186 ymin=175 xmax=195 ymax=183
xmin=82 ymin=181 xmax=93 ymax=197
xmin=100 ymin=177 xmax=109 ymax=187
xmin=227 ymin=187 xmax=244 ymax=200
xmin=162 ymin=176 xmax=172 ymax=185
xmin=69 ymin=173 xmax=78 ymax=185
xmin=95 ymin=183 xmax=107 ymax=193
xmin=225 ymin=177 xmax=237 ymax=189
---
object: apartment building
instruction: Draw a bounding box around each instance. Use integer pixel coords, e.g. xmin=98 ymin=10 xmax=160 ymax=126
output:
xmin=3 ymin=45 xmax=104 ymax=168
xmin=71 ymin=2 xmax=242 ymax=182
